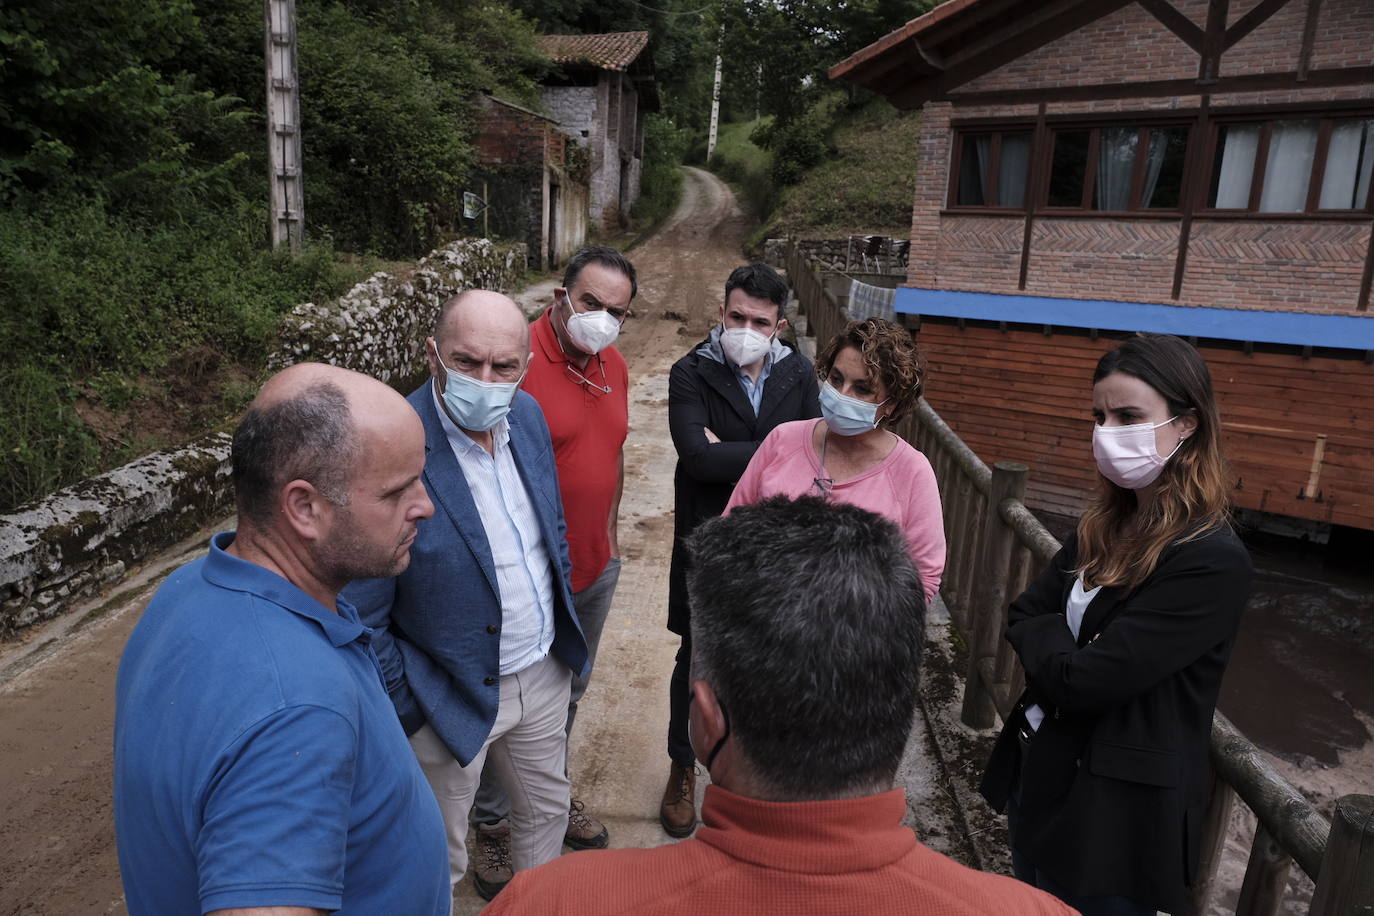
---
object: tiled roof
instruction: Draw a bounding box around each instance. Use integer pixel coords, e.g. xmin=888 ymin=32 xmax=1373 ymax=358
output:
xmin=538 ymin=31 xmax=650 ymax=71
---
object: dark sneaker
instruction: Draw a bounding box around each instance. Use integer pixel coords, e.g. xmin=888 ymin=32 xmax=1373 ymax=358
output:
xmin=471 ymin=821 xmax=513 ymax=901
xmin=658 ymin=761 xmax=698 ymax=838
xmin=564 ymin=797 xmax=610 ymax=850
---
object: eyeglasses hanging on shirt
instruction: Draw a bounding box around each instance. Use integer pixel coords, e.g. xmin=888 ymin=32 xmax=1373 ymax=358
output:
xmin=563 ymin=357 xmax=612 ymax=397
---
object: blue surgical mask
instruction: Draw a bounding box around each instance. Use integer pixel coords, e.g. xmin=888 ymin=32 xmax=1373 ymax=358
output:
xmin=819 ymin=380 xmax=887 ymax=436
xmin=434 ymin=349 xmax=523 ymax=431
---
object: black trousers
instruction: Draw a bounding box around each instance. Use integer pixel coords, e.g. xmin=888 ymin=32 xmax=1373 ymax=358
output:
xmin=666 ymin=634 xmax=695 ymax=766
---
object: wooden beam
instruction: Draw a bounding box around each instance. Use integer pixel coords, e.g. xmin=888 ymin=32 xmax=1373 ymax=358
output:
xmin=1198 ymin=0 xmax=1229 ymax=83
xmin=1173 ymin=94 xmax=1210 ymax=299
xmin=1224 ymin=0 xmax=1295 ymax=51
xmin=1359 ymin=219 xmax=1373 ymax=311
xmin=896 ymin=0 xmax=1132 ymax=108
xmin=1019 ymin=103 xmax=1050 ymax=290
xmin=1137 ymin=0 xmax=1206 ymax=52
xmin=943 ymin=0 xmax=1093 ymax=71
xmin=1297 ymin=0 xmax=1323 ymax=80
xmin=944 ymin=65 xmax=1374 ymax=105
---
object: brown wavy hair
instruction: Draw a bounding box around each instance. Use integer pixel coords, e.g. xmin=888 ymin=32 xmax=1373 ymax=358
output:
xmin=1076 ymin=333 xmax=1232 ymax=589
xmin=816 ymin=318 xmax=927 ymax=426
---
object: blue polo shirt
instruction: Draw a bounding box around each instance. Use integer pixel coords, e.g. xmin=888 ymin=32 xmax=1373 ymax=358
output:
xmin=114 ymin=532 xmax=449 ymax=915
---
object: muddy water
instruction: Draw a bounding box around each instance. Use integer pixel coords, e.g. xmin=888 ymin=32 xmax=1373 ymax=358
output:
xmin=1220 ymin=530 xmax=1374 ymax=767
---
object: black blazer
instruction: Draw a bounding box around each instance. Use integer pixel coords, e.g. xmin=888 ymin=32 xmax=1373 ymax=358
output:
xmin=980 ymin=524 xmax=1253 ymax=914
xmin=665 ymin=339 xmax=820 ymax=635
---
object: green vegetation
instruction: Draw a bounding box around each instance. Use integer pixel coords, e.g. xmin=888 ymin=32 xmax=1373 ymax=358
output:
xmin=0 ymin=198 xmax=361 ymax=510
xmin=770 ymin=99 xmax=922 ymax=237
xmin=0 ymin=0 xmax=936 ymax=511
xmin=709 ymin=118 xmax=777 ymax=222
xmin=709 ymin=95 xmax=922 ymax=246
xmin=0 ymin=0 xmax=560 ymax=511
xmin=632 ymin=115 xmax=691 ymax=231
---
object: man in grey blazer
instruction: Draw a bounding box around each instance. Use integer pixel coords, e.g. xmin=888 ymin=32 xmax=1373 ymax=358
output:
xmin=343 ymin=290 xmax=589 ymax=902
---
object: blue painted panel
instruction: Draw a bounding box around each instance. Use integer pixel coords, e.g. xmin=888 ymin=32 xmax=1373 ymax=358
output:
xmin=894 ymin=287 xmax=1374 ymax=351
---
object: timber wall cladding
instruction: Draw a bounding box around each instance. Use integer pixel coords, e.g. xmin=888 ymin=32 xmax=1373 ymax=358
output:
xmin=916 ymin=321 xmax=1374 ymax=528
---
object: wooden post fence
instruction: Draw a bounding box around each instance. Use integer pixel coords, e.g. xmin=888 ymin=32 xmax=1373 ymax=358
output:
xmin=780 ymin=239 xmax=1373 ymax=916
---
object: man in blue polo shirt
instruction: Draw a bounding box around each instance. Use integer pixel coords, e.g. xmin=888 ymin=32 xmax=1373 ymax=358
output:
xmin=114 ymin=363 xmax=450 ymax=916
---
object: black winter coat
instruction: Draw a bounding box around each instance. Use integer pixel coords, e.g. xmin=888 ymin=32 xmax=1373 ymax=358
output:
xmin=980 ymin=525 xmax=1253 ymax=915
xmin=665 ymin=339 xmax=820 ymax=635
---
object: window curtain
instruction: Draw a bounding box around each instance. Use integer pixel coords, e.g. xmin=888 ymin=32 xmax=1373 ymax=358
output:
xmin=1259 ymin=119 xmax=1318 ymax=212
xmin=1214 ymin=124 xmax=1260 ymax=208
xmin=1319 ymin=119 xmax=1374 ymax=209
xmin=1095 ymin=127 xmax=1137 ymax=210
xmin=998 ymin=134 xmax=1030 ymax=207
xmin=1140 ymin=129 xmax=1171 ymax=207
xmin=958 ymin=136 xmax=988 ymax=205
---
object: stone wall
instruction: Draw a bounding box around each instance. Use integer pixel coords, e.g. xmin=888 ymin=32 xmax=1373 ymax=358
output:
xmin=764 ymin=237 xmax=909 ymax=274
xmin=0 ymin=238 xmax=527 ymax=638
xmin=541 ymin=86 xmax=597 ymax=144
xmin=270 ymin=238 xmax=527 ymax=385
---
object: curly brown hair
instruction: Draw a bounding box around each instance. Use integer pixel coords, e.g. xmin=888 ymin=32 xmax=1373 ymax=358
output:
xmin=816 ymin=318 xmax=927 ymax=426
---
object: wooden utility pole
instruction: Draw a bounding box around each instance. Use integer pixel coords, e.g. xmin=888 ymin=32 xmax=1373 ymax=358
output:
xmin=264 ymin=0 xmax=304 ymax=252
xmin=706 ymin=28 xmax=723 ymax=160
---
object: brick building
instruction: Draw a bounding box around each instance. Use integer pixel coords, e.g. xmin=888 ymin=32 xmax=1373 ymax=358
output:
xmin=538 ymin=32 xmax=658 ymax=234
xmin=831 ymin=0 xmax=1374 ymax=534
xmin=474 ymin=95 xmax=588 ymax=271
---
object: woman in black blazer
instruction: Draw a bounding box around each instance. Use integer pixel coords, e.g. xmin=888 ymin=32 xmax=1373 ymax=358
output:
xmin=981 ymin=333 xmax=1253 ymax=916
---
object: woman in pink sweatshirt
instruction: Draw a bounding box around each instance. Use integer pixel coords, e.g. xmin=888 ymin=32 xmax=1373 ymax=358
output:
xmin=726 ymin=318 xmax=946 ymax=604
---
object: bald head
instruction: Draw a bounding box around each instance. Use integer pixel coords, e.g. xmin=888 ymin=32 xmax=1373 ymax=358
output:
xmin=434 ymin=289 xmax=529 ymax=352
xmin=232 ymin=363 xmax=415 ymax=528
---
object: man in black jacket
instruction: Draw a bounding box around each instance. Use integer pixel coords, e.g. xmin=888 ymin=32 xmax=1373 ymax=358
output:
xmin=658 ymin=262 xmax=821 ymax=837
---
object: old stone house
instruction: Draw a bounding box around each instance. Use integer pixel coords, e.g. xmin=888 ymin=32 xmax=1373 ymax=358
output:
xmin=474 ymin=94 xmax=589 ymax=270
xmin=831 ymin=0 xmax=1374 ymax=536
xmin=538 ymin=31 xmax=658 ymax=234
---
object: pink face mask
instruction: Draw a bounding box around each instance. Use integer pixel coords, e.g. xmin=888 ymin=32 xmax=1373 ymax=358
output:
xmin=1092 ymin=417 xmax=1185 ymax=489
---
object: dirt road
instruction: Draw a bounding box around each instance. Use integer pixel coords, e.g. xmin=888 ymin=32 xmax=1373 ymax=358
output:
xmin=0 ymin=165 xmax=755 ymax=915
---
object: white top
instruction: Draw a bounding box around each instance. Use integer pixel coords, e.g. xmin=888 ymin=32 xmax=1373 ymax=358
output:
xmin=1024 ymin=574 xmax=1103 ymax=733
xmin=434 ymin=388 xmax=555 ymax=674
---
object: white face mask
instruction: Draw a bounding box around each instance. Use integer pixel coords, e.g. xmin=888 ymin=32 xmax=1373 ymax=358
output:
xmin=720 ymin=325 xmax=773 ymax=368
xmin=1092 ymin=417 xmax=1185 ymax=489
xmin=562 ymin=293 xmax=621 ymax=354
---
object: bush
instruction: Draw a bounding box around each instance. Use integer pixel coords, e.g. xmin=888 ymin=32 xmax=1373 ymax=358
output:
xmin=631 ymin=114 xmax=689 ymax=229
xmin=708 ymin=118 xmax=776 ymax=222
xmin=0 ymin=195 xmax=359 ymax=510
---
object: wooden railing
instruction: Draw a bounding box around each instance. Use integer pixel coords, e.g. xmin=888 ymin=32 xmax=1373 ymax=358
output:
xmin=781 ymin=239 xmax=1373 ymax=916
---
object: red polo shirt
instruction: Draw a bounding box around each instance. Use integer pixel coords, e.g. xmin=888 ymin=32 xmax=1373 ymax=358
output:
xmin=522 ymin=308 xmax=629 ymax=592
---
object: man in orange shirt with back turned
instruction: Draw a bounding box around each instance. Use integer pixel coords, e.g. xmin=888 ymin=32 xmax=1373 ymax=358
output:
xmin=484 ymin=496 xmax=1079 ymax=916
xmin=468 ymin=246 xmax=636 ymax=899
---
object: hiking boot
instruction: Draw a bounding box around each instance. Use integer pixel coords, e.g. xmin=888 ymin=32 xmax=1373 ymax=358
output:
xmin=659 ymin=761 xmax=698 ymax=838
xmin=564 ymin=797 xmax=610 ymax=850
xmin=471 ymin=821 xmax=513 ymax=901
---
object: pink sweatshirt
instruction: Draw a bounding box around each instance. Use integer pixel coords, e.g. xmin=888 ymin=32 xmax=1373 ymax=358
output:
xmin=726 ymin=419 xmax=946 ymax=603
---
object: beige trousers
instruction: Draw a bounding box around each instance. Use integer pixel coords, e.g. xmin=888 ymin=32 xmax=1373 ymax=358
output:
xmin=408 ymin=653 xmax=573 ymax=889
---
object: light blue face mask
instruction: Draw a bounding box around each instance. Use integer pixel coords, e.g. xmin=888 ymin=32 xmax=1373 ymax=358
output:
xmin=819 ymin=380 xmax=887 ymax=436
xmin=434 ymin=349 xmax=523 ymax=432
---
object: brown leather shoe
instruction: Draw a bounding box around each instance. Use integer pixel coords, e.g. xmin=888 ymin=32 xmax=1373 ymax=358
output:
xmin=565 ymin=797 xmax=610 ymax=850
xmin=471 ymin=821 xmax=513 ymax=901
xmin=659 ymin=761 xmax=698 ymax=838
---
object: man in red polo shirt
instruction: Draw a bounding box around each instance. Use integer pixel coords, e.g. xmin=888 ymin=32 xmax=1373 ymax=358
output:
xmin=468 ymin=246 xmax=636 ymax=899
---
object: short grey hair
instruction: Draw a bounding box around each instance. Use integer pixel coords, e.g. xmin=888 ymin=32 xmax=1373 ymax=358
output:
xmin=231 ymin=381 xmax=359 ymax=526
xmin=686 ymin=496 xmax=925 ymax=800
